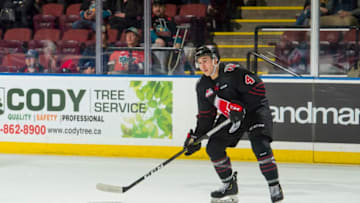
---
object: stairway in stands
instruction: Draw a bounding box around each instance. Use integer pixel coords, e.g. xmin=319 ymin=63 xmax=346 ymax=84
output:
xmin=213 ymin=0 xmax=304 ymax=74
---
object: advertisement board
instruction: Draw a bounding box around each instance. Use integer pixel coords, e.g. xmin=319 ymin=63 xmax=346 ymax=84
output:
xmin=0 ymin=76 xmax=184 ymax=146
xmin=266 ymin=80 xmax=360 ymax=145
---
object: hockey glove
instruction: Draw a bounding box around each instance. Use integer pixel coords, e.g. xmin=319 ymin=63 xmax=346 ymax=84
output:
xmin=229 ymin=100 xmax=246 ymax=124
xmin=184 ymin=130 xmax=201 ymax=156
xmin=228 ymin=100 xmax=246 ymax=133
xmin=229 ymin=108 xmax=246 ymax=124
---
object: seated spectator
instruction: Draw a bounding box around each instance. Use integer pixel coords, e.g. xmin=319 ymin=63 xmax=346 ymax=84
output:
xmin=42 ymin=40 xmax=60 ymax=73
xmin=18 ymin=49 xmax=45 ymax=73
xmin=107 ymin=26 xmax=145 ymax=74
xmin=151 ymin=0 xmax=184 ymax=74
xmin=1 ymin=0 xmax=33 ymax=28
xmin=60 ymin=58 xmax=79 ymax=73
xmin=296 ymin=0 xmax=329 ymax=25
xmin=78 ymin=25 xmax=110 ymax=73
xmin=206 ymin=0 xmax=243 ymax=31
xmin=320 ymin=0 xmax=360 ymax=26
xmin=32 ymin=0 xmax=45 ymax=17
xmin=72 ymin=0 xmax=111 ymax=31
xmin=107 ymin=0 xmax=143 ymax=39
xmin=57 ymin=0 xmax=82 ymax=9
xmin=245 ymin=0 xmax=267 ymax=6
xmin=79 ymin=60 xmax=95 ymax=74
xmin=152 ymin=0 xmax=181 ymax=47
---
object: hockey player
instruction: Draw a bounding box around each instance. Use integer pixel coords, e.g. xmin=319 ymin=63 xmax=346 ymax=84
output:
xmin=183 ymin=45 xmax=284 ymax=203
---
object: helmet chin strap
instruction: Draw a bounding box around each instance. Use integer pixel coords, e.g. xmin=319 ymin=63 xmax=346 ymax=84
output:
xmin=210 ymin=58 xmax=219 ymax=77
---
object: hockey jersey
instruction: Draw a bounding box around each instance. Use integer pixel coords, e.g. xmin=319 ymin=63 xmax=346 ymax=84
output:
xmin=108 ymin=50 xmax=144 ymax=73
xmin=194 ymin=62 xmax=269 ymax=135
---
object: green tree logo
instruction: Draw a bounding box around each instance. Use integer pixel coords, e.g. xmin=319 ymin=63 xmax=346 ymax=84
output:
xmin=121 ymin=81 xmax=173 ymax=139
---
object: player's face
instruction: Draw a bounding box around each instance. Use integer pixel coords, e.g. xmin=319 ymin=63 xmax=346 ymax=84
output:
xmin=197 ymin=55 xmax=216 ymax=77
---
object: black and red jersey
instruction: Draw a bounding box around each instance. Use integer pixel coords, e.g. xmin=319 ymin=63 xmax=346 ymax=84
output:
xmin=194 ymin=62 xmax=269 ymax=135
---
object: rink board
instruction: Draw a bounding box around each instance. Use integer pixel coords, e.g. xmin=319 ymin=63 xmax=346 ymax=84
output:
xmin=0 ymin=75 xmax=360 ymax=164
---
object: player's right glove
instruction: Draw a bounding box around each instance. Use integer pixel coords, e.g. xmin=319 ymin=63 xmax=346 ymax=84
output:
xmin=229 ymin=107 xmax=246 ymax=124
xmin=228 ymin=100 xmax=246 ymax=133
xmin=183 ymin=129 xmax=201 ymax=156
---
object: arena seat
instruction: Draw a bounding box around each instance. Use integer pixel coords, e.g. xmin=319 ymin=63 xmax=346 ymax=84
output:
xmin=3 ymin=28 xmax=32 ymax=42
xmin=0 ymin=28 xmax=32 ymax=54
xmin=165 ymin=4 xmax=178 ymax=18
xmin=33 ymin=28 xmax=61 ymax=41
xmin=33 ymin=14 xmax=57 ymax=31
xmin=65 ymin=3 xmax=81 ymax=16
xmin=174 ymin=3 xmax=207 ymax=24
xmin=42 ymin=3 xmax=64 ymax=17
xmin=0 ymin=53 xmax=26 ymax=72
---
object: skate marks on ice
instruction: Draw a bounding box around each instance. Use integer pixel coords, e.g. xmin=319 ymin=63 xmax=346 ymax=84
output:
xmin=210 ymin=195 xmax=239 ymax=203
xmin=89 ymin=201 xmax=123 ymax=203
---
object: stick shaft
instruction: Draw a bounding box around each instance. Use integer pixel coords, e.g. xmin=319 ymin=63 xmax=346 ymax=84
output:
xmin=97 ymin=119 xmax=231 ymax=193
xmin=122 ymin=148 xmax=186 ymax=193
xmin=123 ymin=119 xmax=231 ymax=193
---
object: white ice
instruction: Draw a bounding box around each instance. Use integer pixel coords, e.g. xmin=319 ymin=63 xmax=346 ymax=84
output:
xmin=0 ymin=154 xmax=359 ymax=203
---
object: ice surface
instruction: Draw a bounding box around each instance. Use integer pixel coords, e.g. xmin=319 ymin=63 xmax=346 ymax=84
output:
xmin=0 ymin=154 xmax=359 ymax=203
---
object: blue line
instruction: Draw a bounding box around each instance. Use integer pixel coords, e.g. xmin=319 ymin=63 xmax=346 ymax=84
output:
xmin=315 ymin=77 xmax=360 ymax=81
xmin=0 ymin=73 xmax=201 ymax=78
xmin=260 ymin=76 xmax=360 ymax=81
xmin=260 ymin=76 xmax=315 ymax=79
xmin=1 ymin=73 xmax=359 ymax=80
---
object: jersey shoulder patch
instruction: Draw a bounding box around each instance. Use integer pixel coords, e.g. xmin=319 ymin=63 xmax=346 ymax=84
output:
xmin=224 ymin=63 xmax=240 ymax=72
xmin=245 ymin=74 xmax=256 ymax=85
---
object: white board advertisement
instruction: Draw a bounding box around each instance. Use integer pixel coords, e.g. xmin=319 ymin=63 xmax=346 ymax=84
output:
xmin=0 ymin=76 xmax=198 ymax=146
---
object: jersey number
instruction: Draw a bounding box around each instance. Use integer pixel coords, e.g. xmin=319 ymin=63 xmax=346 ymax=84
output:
xmin=245 ymin=74 xmax=255 ymax=85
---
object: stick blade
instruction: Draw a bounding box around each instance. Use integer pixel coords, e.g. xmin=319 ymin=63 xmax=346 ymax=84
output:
xmin=96 ymin=183 xmax=124 ymax=193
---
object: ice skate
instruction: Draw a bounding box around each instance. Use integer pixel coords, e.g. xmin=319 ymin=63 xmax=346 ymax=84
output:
xmin=210 ymin=172 xmax=238 ymax=203
xmin=269 ymin=183 xmax=284 ymax=203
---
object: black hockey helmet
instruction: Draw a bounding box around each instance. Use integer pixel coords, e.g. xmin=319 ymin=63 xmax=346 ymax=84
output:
xmin=195 ymin=45 xmax=220 ymax=62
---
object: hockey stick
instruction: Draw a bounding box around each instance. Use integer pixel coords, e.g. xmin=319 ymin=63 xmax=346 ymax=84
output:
xmin=96 ymin=118 xmax=231 ymax=194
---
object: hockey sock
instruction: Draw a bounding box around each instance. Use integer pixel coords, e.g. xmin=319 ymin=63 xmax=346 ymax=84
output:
xmin=258 ymin=152 xmax=279 ymax=186
xmin=249 ymin=134 xmax=279 ymax=186
xmin=212 ymin=156 xmax=233 ymax=183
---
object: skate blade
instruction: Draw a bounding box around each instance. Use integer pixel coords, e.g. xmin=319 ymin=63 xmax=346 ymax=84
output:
xmin=211 ymin=195 xmax=238 ymax=203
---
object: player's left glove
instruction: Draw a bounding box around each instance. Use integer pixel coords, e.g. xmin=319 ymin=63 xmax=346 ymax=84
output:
xmin=184 ymin=129 xmax=201 ymax=156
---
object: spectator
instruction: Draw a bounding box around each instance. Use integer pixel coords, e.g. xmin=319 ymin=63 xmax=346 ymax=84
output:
xmin=56 ymin=0 xmax=82 ymax=9
xmin=33 ymin=0 xmax=45 ymax=15
xmin=245 ymin=0 xmax=267 ymax=6
xmin=18 ymin=49 xmax=45 ymax=73
xmin=296 ymin=0 xmax=329 ymax=25
xmin=206 ymin=0 xmax=243 ymax=31
xmin=78 ymin=25 xmax=111 ymax=73
xmin=72 ymin=0 xmax=111 ymax=31
xmin=79 ymin=60 xmax=95 ymax=74
xmin=1 ymin=0 xmax=34 ymax=28
xmin=106 ymin=0 xmax=143 ymax=39
xmin=60 ymin=58 xmax=79 ymax=73
xmin=152 ymin=0 xmax=181 ymax=47
xmin=107 ymin=26 xmax=145 ymax=74
xmin=320 ymin=0 xmax=360 ymax=26
xmin=42 ymin=40 xmax=60 ymax=73
xmin=166 ymin=0 xmax=183 ymax=4
xmin=151 ymin=0 xmax=184 ymax=74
